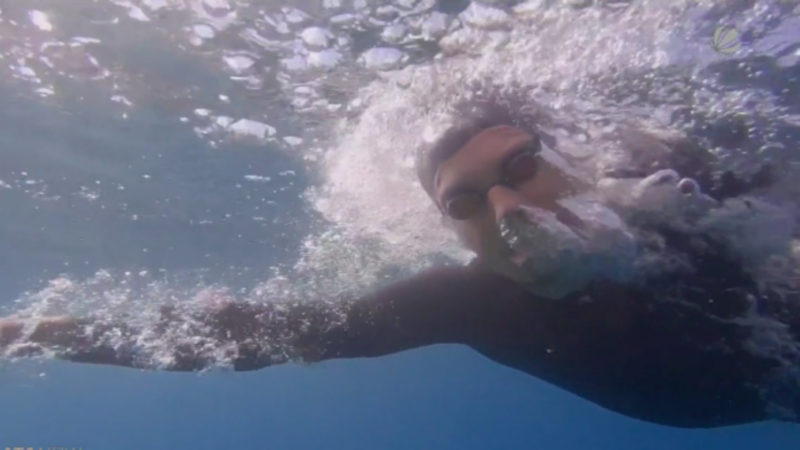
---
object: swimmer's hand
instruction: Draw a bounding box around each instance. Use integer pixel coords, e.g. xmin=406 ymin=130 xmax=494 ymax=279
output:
xmin=0 ymin=315 xmax=89 ymax=358
xmin=0 ymin=305 xmax=288 ymax=371
xmin=0 ymin=266 xmax=503 ymax=372
xmin=0 ymin=316 xmax=24 ymax=348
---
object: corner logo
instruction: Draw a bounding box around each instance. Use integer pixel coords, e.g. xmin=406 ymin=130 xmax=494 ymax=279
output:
xmin=712 ymin=24 xmax=741 ymax=55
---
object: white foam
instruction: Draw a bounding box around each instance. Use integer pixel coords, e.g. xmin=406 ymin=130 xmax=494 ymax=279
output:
xmin=228 ymin=118 xmax=276 ymax=139
xmin=512 ymin=0 xmax=548 ymax=17
xmin=281 ymin=54 xmax=308 ymax=72
xmin=282 ymin=7 xmax=312 ymax=26
xmin=28 ymin=10 xmax=53 ymax=31
xmin=381 ymin=24 xmax=407 ymax=44
xmin=459 ymin=2 xmax=511 ymax=30
xmin=329 ymin=13 xmax=359 ymax=27
xmin=244 ymin=175 xmax=271 ymax=183
xmin=222 ymin=52 xmax=256 ymax=73
xmin=394 ymin=0 xmax=420 ymax=10
xmin=110 ymin=94 xmax=133 ymax=106
xmin=359 ymin=47 xmax=407 ymax=70
xmin=142 ymin=0 xmax=168 ymax=10
xmin=193 ymin=23 xmax=215 ymax=39
xmin=283 ymin=136 xmax=303 ymax=146
xmin=308 ymin=49 xmax=342 ymax=70
xmin=323 ymin=0 xmax=344 ymax=10
xmin=215 ymin=115 xmax=233 ymax=127
xmin=419 ymin=12 xmax=450 ymax=40
xmin=203 ymin=0 xmax=231 ymax=15
xmin=301 ymin=27 xmax=332 ymax=49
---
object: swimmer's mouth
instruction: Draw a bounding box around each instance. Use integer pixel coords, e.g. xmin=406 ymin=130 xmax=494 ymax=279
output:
xmin=499 ymin=204 xmax=588 ymax=267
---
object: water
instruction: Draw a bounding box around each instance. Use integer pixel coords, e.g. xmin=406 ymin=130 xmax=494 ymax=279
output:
xmin=1 ymin=0 xmax=800 ymax=447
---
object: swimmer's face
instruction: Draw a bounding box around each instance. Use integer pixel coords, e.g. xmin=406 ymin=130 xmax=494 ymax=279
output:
xmin=433 ymin=125 xmax=580 ymax=284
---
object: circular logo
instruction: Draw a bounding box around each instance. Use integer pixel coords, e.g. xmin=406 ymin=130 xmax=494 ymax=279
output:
xmin=712 ymin=24 xmax=741 ymax=55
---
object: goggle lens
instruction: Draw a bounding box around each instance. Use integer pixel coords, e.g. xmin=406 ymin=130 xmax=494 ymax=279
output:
xmin=504 ymin=151 xmax=539 ymax=186
xmin=444 ymin=193 xmax=483 ymax=220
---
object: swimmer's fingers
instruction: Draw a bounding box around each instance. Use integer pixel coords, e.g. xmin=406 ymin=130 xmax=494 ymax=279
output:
xmin=1 ymin=315 xmax=89 ymax=347
xmin=27 ymin=316 xmax=86 ymax=347
xmin=1 ymin=315 xmax=84 ymax=359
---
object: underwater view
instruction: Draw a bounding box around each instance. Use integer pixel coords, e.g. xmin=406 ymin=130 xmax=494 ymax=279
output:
xmin=1 ymin=0 xmax=800 ymax=448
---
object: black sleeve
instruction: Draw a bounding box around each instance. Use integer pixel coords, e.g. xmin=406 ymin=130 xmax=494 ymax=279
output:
xmin=297 ymin=265 xmax=523 ymax=361
xmin=10 ymin=265 xmax=521 ymax=372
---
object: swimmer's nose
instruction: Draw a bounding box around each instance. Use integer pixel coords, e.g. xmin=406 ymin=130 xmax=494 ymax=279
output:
xmin=487 ymin=185 xmax=527 ymax=225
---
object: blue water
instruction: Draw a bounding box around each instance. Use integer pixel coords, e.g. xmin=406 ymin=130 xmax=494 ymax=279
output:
xmin=1 ymin=348 xmax=799 ymax=449
xmin=1 ymin=81 xmax=798 ymax=450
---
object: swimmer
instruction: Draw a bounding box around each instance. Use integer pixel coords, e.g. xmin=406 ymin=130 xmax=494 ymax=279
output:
xmin=1 ymin=98 xmax=798 ymax=428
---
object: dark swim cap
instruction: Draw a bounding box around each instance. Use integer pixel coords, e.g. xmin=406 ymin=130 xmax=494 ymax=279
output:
xmin=416 ymin=99 xmax=530 ymax=199
xmin=416 ymin=92 xmax=551 ymax=201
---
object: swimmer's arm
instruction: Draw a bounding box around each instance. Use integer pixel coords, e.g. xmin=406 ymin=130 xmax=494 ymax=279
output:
xmin=183 ymin=266 xmax=513 ymax=368
xmin=0 ymin=266 xmax=520 ymax=371
xmin=0 ymin=306 xmax=299 ymax=371
xmin=0 ymin=315 xmax=142 ymax=368
xmin=306 ymin=266 xmax=494 ymax=361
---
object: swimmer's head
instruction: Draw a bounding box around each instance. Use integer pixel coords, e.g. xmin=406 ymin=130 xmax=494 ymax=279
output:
xmin=416 ymin=97 xmax=595 ymax=288
xmin=415 ymin=88 xmax=796 ymax=297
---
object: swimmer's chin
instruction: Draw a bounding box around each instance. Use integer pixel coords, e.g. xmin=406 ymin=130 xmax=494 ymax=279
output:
xmin=489 ymin=242 xmax=641 ymax=299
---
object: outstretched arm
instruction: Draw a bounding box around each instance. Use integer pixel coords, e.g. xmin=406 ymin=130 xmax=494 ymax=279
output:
xmin=0 ymin=266 xmax=516 ymax=372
